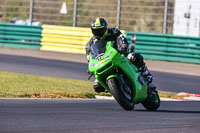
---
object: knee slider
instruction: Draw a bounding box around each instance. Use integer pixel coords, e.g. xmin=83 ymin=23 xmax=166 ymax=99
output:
xmin=127 ymin=52 xmax=144 ymax=68
xmin=127 ymin=52 xmax=136 ymax=62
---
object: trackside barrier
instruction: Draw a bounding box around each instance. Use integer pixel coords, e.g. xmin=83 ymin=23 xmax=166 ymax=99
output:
xmin=125 ymin=31 xmax=200 ymax=64
xmin=0 ymin=23 xmax=199 ymax=64
xmin=41 ymin=25 xmax=92 ymax=54
xmin=0 ymin=23 xmax=42 ymax=49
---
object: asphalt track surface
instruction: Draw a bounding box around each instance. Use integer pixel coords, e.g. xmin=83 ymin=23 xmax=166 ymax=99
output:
xmin=0 ymin=54 xmax=200 ymax=133
xmin=0 ymin=99 xmax=200 ymax=133
xmin=0 ymin=54 xmax=200 ymax=94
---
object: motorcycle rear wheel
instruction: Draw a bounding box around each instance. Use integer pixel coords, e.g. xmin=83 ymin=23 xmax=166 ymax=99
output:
xmin=142 ymin=90 xmax=160 ymax=111
xmin=107 ymin=77 xmax=134 ymax=111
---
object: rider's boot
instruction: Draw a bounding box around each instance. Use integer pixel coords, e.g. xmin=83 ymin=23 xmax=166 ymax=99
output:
xmin=126 ymin=52 xmax=157 ymax=92
xmin=139 ymin=65 xmax=157 ymax=92
xmin=93 ymin=79 xmax=106 ymax=93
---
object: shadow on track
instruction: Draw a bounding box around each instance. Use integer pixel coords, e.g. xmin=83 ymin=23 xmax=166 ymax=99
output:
xmin=135 ymin=109 xmax=200 ymax=114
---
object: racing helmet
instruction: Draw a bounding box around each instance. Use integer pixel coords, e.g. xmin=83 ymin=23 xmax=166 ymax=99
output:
xmin=91 ymin=17 xmax=108 ymax=38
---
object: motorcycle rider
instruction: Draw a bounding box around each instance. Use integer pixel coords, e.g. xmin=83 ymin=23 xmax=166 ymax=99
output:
xmin=86 ymin=17 xmax=156 ymax=93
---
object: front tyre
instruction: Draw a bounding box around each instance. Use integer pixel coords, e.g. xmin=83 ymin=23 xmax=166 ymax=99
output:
xmin=107 ymin=77 xmax=134 ymax=111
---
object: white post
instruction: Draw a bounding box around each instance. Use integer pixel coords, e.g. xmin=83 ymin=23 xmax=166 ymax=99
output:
xmin=73 ymin=0 xmax=78 ymax=27
xmin=116 ymin=0 xmax=121 ymax=29
xmin=29 ymin=0 xmax=34 ymax=25
xmin=163 ymin=0 xmax=168 ymax=34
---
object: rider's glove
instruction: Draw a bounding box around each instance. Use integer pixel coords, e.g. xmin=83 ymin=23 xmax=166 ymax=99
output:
xmin=117 ymin=34 xmax=128 ymax=54
xmin=87 ymin=55 xmax=90 ymax=62
xmin=119 ymin=43 xmax=128 ymax=54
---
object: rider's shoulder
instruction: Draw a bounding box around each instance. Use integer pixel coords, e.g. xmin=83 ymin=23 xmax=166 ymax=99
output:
xmin=87 ymin=36 xmax=97 ymax=46
xmin=87 ymin=37 xmax=94 ymax=45
xmin=109 ymin=28 xmax=122 ymax=35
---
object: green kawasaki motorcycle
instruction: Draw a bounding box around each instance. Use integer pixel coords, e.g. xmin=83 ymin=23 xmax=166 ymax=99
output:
xmin=88 ymin=40 xmax=160 ymax=111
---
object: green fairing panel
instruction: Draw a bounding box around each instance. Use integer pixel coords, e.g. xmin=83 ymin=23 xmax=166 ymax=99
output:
xmin=89 ymin=41 xmax=147 ymax=103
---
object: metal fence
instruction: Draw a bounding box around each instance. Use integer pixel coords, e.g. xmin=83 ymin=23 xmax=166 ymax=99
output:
xmin=0 ymin=0 xmax=174 ymax=34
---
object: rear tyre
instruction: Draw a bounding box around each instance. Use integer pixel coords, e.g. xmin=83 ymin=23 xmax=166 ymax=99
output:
xmin=142 ymin=90 xmax=160 ymax=111
xmin=107 ymin=77 xmax=134 ymax=111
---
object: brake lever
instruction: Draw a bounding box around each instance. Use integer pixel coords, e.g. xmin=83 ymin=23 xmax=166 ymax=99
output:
xmin=87 ymin=69 xmax=93 ymax=80
xmin=88 ymin=73 xmax=93 ymax=80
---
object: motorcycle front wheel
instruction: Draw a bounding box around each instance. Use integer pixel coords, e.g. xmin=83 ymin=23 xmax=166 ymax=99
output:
xmin=107 ymin=77 xmax=134 ymax=111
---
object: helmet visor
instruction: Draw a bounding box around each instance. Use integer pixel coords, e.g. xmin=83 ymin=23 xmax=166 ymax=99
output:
xmin=91 ymin=27 xmax=107 ymax=37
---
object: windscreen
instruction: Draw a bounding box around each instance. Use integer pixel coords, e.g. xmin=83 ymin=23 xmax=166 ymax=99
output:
xmin=91 ymin=40 xmax=107 ymax=59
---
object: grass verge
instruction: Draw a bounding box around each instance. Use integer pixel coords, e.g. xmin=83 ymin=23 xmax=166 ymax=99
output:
xmin=0 ymin=71 xmax=187 ymax=99
xmin=158 ymin=91 xmax=190 ymax=99
xmin=0 ymin=71 xmax=95 ymax=98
